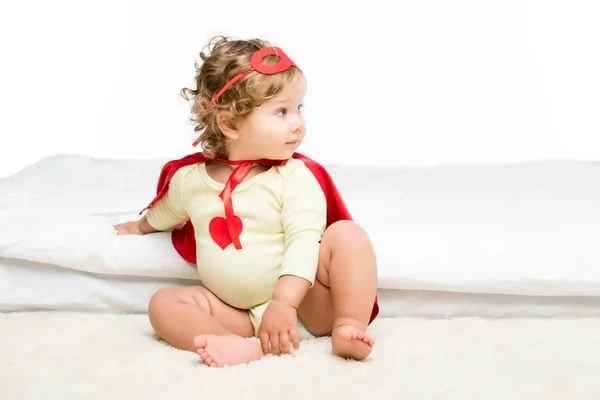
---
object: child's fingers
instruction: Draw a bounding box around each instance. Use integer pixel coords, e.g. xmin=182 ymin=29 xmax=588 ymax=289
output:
xmin=279 ymin=331 xmax=291 ymax=354
xmin=289 ymin=329 xmax=302 ymax=351
xmin=269 ymin=333 xmax=281 ymax=355
xmin=259 ymin=331 xmax=271 ymax=355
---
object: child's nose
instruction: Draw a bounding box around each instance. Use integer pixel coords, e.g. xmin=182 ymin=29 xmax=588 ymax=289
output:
xmin=291 ymin=115 xmax=304 ymax=132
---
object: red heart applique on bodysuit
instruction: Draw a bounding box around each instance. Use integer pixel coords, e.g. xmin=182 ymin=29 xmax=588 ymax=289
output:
xmin=209 ymin=216 xmax=243 ymax=250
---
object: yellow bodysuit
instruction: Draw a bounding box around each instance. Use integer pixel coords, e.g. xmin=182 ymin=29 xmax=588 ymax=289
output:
xmin=145 ymin=158 xmax=327 ymax=334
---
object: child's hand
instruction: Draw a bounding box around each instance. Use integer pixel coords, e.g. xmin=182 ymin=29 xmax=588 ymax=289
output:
xmin=113 ymin=220 xmax=143 ymax=235
xmin=258 ymin=299 xmax=302 ymax=356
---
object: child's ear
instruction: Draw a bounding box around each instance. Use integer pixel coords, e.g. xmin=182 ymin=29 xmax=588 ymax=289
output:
xmin=216 ymin=112 xmax=239 ymax=140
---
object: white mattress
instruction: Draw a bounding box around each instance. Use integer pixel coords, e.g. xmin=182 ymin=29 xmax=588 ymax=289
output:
xmin=4 ymin=258 xmax=600 ymax=318
xmin=2 ymin=154 xmax=600 ymax=317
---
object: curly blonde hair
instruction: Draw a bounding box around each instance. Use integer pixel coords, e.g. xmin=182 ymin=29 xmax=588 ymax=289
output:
xmin=180 ymin=36 xmax=303 ymax=159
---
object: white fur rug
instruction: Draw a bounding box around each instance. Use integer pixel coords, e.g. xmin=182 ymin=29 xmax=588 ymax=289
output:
xmin=1 ymin=312 xmax=599 ymax=399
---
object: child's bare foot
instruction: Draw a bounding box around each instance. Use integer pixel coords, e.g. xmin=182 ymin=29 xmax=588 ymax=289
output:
xmin=193 ymin=335 xmax=263 ymax=368
xmin=331 ymin=323 xmax=375 ymax=361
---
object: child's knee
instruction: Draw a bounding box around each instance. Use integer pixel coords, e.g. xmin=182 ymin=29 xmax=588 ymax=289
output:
xmin=323 ymin=221 xmax=370 ymax=249
xmin=148 ymin=286 xmax=211 ymax=317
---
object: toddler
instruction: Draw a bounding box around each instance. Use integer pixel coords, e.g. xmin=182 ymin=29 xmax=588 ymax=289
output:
xmin=114 ymin=36 xmax=379 ymax=368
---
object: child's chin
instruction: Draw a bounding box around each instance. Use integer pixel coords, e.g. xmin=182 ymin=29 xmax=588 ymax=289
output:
xmin=271 ymin=151 xmax=295 ymax=160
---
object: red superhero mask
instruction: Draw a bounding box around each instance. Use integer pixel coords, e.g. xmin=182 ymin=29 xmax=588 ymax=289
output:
xmin=211 ymin=46 xmax=301 ymax=106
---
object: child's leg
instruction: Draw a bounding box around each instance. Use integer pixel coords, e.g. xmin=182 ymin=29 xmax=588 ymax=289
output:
xmin=297 ymin=221 xmax=378 ymax=360
xmin=148 ymin=286 xmax=262 ymax=367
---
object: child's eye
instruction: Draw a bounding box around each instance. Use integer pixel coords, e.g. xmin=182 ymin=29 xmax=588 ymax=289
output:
xmin=277 ymin=108 xmax=287 ymax=116
xmin=298 ymin=104 xmax=304 ymax=113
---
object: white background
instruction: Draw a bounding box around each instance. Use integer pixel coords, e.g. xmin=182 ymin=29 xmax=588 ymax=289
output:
xmin=1 ymin=0 xmax=599 ymax=177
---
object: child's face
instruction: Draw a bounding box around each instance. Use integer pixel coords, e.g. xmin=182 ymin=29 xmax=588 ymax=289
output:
xmin=233 ymin=75 xmax=307 ymax=160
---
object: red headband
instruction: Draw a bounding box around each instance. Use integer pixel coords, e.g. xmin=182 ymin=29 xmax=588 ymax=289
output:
xmin=192 ymin=46 xmax=301 ymax=147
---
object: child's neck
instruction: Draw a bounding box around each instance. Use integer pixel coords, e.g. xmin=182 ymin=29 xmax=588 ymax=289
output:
xmin=223 ymin=142 xmax=265 ymax=163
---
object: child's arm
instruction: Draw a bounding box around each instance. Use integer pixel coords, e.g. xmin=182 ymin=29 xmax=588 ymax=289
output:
xmin=275 ymin=164 xmax=327 ymax=307
xmin=138 ymin=214 xmax=160 ymax=234
xmin=272 ymin=275 xmax=311 ymax=309
xmin=114 ymin=168 xmax=189 ymax=235
xmin=114 ymin=214 xmax=159 ymax=235
xmin=259 ymin=164 xmax=327 ymax=354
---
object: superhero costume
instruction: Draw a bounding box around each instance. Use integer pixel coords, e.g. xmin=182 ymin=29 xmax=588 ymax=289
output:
xmin=139 ymin=46 xmax=379 ymax=324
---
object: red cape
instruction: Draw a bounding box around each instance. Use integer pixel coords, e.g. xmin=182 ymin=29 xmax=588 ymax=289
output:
xmin=141 ymin=152 xmax=379 ymax=324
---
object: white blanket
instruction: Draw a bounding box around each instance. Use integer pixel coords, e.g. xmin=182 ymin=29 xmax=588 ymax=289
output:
xmin=2 ymin=154 xmax=600 ymax=299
